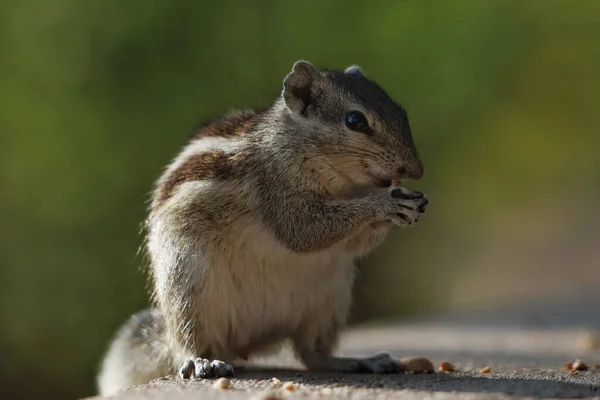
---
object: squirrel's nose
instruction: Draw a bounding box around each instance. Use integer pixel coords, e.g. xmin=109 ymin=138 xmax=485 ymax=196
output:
xmin=410 ymin=162 xmax=424 ymax=180
xmin=397 ymin=162 xmax=423 ymax=180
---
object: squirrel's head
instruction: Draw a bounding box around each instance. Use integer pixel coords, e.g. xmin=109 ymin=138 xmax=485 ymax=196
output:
xmin=281 ymin=60 xmax=423 ymax=188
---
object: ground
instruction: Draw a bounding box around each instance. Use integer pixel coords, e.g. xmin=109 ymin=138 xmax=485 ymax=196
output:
xmin=85 ymin=293 xmax=600 ymax=399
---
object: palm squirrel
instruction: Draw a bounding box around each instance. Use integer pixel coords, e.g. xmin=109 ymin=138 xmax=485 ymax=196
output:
xmin=97 ymin=60 xmax=429 ymax=396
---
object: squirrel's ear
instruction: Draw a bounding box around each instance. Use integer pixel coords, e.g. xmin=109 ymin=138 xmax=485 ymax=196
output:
xmin=282 ymin=60 xmax=320 ymax=115
xmin=344 ymin=65 xmax=365 ymax=77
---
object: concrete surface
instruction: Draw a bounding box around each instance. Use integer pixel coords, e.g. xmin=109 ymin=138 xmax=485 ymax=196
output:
xmin=86 ymin=294 xmax=600 ymax=399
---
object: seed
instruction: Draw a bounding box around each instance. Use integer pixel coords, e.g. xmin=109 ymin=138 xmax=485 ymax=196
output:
xmin=282 ymin=382 xmax=297 ymax=391
xmin=564 ymin=361 xmax=574 ymax=370
xmin=400 ymin=356 xmax=435 ymax=373
xmin=479 ymin=366 xmax=492 ymax=374
xmin=439 ymin=361 xmax=455 ymax=372
xmin=572 ymin=359 xmax=588 ymax=371
xmin=213 ymin=377 xmax=231 ymax=389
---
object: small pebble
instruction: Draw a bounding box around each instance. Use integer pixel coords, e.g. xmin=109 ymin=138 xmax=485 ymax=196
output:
xmin=479 ymin=366 xmax=492 ymax=374
xmin=213 ymin=377 xmax=231 ymax=389
xmin=439 ymin=361 xmax=455 ymax=372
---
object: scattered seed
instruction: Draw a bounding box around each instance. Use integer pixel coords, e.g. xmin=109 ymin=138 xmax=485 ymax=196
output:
xmin=479 ymin=366 xmax=492 ymax=374
xmin=213 ymin=377 xmax=231 ymax=389
xmin=439 ymin=361 xmax=455 ymax=372
xmin=400 ymin=356 xmax=435 ymax=373
xmin=282 ymin=382 xmax=297 ymax=391
xmin=572 ymin=359 xmax=588 ymax=371
xmin=565 ymin=361 xmax=574 ymax=370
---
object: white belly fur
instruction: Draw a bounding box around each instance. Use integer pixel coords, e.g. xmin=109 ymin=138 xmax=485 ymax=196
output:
xmin=149 ymin=180 xmax=357 ymax=362
xmin=199 ymin=218 xmax=356 ymax=360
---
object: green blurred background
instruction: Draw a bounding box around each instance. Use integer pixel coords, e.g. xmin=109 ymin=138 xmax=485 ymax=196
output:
xmin=2 ymin=0 xmax=599 ymax=399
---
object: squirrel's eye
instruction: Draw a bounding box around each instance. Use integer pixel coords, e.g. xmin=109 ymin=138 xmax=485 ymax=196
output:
xmin=345 ymin=111 xmax=371 ymax=134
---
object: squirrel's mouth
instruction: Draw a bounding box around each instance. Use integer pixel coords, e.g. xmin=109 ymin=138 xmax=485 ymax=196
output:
xmin=368 ymin=174 xmax=405 ymax=188
xmin=368 ymin=175 xmax=393 ymax=188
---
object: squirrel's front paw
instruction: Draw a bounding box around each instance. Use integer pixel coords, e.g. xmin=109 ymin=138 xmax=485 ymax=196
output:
xmin=383 ymin=185 xmax=429 ymax=227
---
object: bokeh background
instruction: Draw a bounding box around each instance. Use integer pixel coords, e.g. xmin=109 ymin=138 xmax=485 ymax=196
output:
xmin=2 ymin=1 xmax=599 ymax=399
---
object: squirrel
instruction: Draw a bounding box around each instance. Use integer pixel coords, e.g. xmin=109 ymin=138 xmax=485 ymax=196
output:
xmin=96 ymin=60 xmax=429 ymax=396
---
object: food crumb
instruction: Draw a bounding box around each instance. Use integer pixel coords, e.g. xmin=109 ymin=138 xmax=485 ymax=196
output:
xmin=213 ymin=377 xmax=231 ymax=389
xmin=572 ymin=359 xmax=588 ymax=371
xmin=564 ymin=361 xmax=574 ymax=370
xmin=282 ymin=382 xmax=297 ymax=391
xmin=479 ymin=366 xmax=492 ymax=374
xmin=439 ymin=361 xmax=455 ymax=372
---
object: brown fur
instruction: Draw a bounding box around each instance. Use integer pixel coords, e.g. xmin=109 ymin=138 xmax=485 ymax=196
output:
xmin=192 ymin=110 xmax=265 ymax=141
xmin=154 ymin=151 xmax=238 ymax=209
xmin=97 ymin=60 xmax=429 ymax=397
xmin=153 ymin=110 xmax=264 ymax=209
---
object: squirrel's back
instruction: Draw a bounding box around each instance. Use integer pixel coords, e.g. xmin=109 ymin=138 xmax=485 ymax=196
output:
xmin=151 ymin=109 xmax=271 ymax=211
xmin=191 ymin=109 xmax=266 ymax=141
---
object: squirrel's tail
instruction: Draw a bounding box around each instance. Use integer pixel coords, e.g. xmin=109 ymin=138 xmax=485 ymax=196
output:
xmin=96 ymin=309 xmax=171 ymax=396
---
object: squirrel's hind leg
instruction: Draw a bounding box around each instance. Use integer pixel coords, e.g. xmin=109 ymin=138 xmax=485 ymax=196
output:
xmin=292 ymin=304 xmax=404 ymax=374
xmin=296 ymin=347 xmax=404 ymax=374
